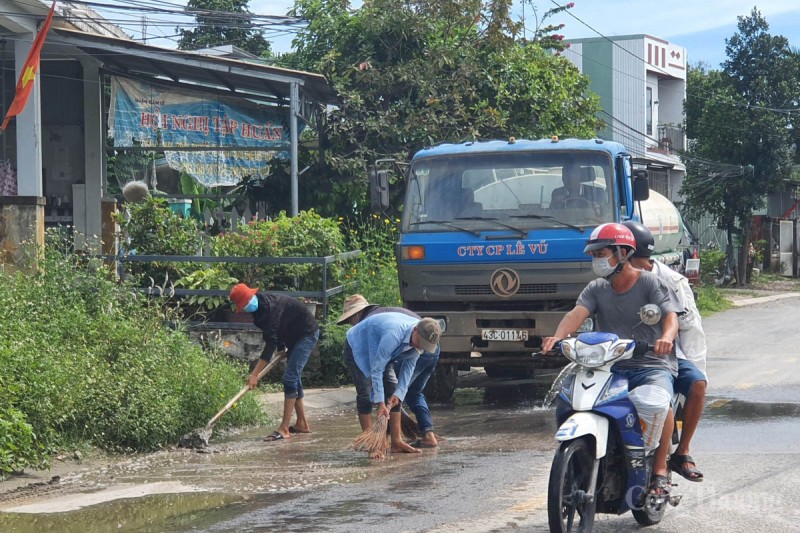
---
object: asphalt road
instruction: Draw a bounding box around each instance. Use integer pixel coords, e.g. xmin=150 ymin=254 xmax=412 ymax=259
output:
xmin=2 ymin=295 xmax=800 ymax=533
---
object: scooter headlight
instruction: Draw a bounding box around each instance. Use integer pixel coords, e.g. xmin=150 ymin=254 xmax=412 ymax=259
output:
xmin=572 ymin=339 xmax=611 ymax=367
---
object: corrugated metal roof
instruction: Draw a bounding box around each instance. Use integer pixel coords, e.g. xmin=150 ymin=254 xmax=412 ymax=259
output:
xmin=50 ymin=27 xmax=337 ymax=105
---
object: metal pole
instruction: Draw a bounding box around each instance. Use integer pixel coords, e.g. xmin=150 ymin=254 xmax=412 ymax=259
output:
xmin=290 ymin=81 xmax=299 ymax=216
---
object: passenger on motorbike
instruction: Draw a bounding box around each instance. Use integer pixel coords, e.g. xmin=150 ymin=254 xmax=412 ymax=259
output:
xmin=542 ymin=223 xmax=680 ymax=496
xmin=623 ymin=220 xmax=707 ymax=482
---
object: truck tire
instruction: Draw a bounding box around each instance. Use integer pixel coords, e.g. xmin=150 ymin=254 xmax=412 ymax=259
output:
xmin=424 ymin=363 xmax=458 ymax=402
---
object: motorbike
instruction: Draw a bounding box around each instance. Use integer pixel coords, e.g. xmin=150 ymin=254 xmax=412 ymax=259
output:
xmin=546 ymin=304 xmax=683 ymax=533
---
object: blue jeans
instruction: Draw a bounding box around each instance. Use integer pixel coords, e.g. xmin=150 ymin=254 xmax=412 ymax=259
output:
xmin=674 ymin=359 xmax=706 ymax=397
xmin=405 ymin=351 xmax=438 ymax=434
xmin=283 ymin=329 xmax=320 ymax=399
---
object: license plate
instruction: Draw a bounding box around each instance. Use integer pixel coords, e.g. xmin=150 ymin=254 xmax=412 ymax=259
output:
xmin=481 ymin=329 xmax=529 ymax=341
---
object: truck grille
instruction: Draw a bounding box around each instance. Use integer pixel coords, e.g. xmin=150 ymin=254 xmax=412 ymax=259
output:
xmin=455 ymin=283 xmax=558 ymax=296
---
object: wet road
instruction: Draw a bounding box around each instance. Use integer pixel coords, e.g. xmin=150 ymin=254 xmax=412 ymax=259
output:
xmin=2 ymin=296 xmax=800 ymax=532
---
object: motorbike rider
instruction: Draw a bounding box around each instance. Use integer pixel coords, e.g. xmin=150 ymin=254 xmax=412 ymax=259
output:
xmin=542 ymin=222 xmax=681 ymax=496
xmin=623 ymin=220 xmax=707 ymax=482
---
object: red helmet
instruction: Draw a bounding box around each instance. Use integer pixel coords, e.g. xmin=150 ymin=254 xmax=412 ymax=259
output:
xmin=584 ymin=223 xmax=636 ymax=253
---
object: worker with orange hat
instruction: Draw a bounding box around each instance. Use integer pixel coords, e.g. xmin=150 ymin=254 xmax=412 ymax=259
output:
xmin=229 ymin=283 xmax=319 ymax=442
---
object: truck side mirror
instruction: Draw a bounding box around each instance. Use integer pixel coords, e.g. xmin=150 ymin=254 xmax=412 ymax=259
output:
xmin=369 ymin=169 xmax=390 ymax=212
xmin=633 ymin=170 xmax=650 ymax=202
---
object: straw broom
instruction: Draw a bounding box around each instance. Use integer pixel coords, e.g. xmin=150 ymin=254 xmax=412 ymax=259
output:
xmin=352 ymin=415 xmax=390 ymax=457
xmin=400 ymin=407 xmax=422 ymax=440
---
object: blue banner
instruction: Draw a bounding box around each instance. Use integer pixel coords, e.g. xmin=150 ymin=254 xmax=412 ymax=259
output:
xmin=109 ymin=77 xmax=301 ymax=187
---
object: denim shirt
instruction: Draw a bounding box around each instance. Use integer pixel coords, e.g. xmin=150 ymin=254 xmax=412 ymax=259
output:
xmin=346 ymin=312 xmax=421 ymax=402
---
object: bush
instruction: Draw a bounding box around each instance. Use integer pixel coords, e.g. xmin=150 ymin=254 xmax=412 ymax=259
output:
xmin=0 ymin=234 xmax=265 ymax=474
xmin=114 ymin=196 xmax=203 ymax=284
xmin=699 ymin=249 xmax=726 ymax=285
xmin=210 ymin=209 xmax=346 ymax=291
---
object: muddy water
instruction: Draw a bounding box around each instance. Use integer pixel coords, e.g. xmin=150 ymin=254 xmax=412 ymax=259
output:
xmin=0 ymin=379 xmax=559 ymax=533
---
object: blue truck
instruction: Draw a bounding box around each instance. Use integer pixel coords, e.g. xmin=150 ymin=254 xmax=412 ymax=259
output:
xmin=370 ymin=137 xmax=684 ymax=400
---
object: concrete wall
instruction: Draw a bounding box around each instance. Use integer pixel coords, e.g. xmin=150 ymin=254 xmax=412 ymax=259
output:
xmin=0 ymin=196 xmax=45 ymax=272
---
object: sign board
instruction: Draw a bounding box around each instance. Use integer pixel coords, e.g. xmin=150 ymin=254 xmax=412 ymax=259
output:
xmin=108 ymin=77 xmax=301 ymax=187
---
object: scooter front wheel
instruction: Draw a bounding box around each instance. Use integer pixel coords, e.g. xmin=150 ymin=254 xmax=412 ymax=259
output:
xmin=548 ymin=437 xmax=597 ymax=533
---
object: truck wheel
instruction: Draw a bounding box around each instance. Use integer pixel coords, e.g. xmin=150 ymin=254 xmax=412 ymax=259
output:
xmin=424 ymin=363 xmax=458 ymax=402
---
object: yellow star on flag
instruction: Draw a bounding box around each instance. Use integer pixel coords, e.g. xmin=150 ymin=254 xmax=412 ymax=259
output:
xmin=21 ymin=65 xmax=37 ymax=88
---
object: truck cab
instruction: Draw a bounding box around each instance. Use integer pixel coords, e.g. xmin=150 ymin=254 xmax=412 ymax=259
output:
xmin=373 ymin=137 xmax=662 ymax=400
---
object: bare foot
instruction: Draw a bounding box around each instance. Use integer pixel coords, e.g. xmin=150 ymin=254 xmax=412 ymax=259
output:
xmin=368 ymin=450 xmax=386 ymax=460
xmin=289 ymin=425 xmax=311 ymax=434
xmin=420 ymin=432 xmax=438 ymax=448
xmin=391 ymin=441 xmax=422 ymax=454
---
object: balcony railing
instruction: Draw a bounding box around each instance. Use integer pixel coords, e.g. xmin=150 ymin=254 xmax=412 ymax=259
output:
xmin=656 ymin=124 xmax=685 ymax=153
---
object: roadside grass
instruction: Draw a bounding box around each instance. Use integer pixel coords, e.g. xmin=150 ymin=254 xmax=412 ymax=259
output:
xmin=0 ymin=235 xmax=266 ymax=479
xmin=696 ymin=285 xmax=733 ymax=317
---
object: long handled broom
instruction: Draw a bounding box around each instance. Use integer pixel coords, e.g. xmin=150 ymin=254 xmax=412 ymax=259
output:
xmin=179 ymin=351 xmax=287 ymax=449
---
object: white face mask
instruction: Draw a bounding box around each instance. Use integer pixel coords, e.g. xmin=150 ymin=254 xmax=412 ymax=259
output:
xmin=592 ymin=256 xmax=617 ymax=278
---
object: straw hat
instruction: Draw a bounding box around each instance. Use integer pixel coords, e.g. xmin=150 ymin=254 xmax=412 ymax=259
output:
xmin=229 ymin=283 xmax=258 ymax=312
xmin=336 ymin=294 xmax=372 ymax=325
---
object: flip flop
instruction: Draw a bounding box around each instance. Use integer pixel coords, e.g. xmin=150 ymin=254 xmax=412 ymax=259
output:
xmin=263 ymin=431 xmax=285 ymax=442
xmin=668 ymin=454 xmax=704 ymax=482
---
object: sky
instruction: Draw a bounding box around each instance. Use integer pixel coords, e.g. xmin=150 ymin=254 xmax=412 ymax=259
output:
xmin=102 ymin=1 xmax=800 ymax=69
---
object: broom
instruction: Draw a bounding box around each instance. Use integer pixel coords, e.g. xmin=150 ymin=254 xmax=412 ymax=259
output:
xmin=352 ymin=414 xmax=390 ymax=458
xmin=400 ymin=407 xmax=423 ymax=440
xmin=179 ymin=351 xmax=286 ymax=449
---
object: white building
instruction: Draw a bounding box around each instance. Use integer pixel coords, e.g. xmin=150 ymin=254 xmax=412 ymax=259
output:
xmin=564 ymin=35 xmax=687 ymax=203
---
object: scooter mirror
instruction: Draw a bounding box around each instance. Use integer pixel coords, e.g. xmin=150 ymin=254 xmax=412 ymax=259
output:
xmin=639 ymin=304 xmax=661 ymax=325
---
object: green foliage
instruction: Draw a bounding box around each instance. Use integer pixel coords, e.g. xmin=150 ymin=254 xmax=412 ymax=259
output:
xmin=210 ymin=209 xmax=345 ymax=290
xmin=313 ymin=316 xmax=351 ymax=387
xmin=177 ymin=0 xmax=271 ymax=58
xmin=179 ymin=172 xmax=218 ymax=220
xmin=0 ymin=407 xmax=49 ymax=479
xmin=115 ymin=196 xmax=203 ymax=283
xmin=695 ymin=285 xmax=733 ymax=316
xmin=699 ymin=249 xmax=727 ymax=285
xmin=340 ymin=213 xmax=402 ymax=307
xmin=0 ymin=235 xmax=264 ymax=472
xmin=283 ymin=0 xmax=603 ymax=219
xmin=683 ymin=9 xmax=800 ymax=284
xmin=175 ymin=267 xmax=238 ymax=316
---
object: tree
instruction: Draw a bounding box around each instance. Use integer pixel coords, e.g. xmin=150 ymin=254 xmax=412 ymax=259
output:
xmin=177 ymin=0 xmax=270 ymax=57
xmin=682 ymin=8 xmax=798 ymax=284
xmin=281 ymin=0 xmax=603 ymax=217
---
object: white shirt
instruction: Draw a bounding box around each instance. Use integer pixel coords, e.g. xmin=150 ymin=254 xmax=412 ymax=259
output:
xmin=652 ymin=260 xmax=708 ymax=377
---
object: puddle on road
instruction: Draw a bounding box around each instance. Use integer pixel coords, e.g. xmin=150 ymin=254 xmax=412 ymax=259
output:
xmin=704 ymin=396 xmax=800 ymax=421
xmin=0 ymin=380 xmax=560 ymax=532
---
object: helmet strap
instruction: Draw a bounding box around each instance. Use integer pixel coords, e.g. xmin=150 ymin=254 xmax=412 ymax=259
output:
xmin=604 ymin=247 xmax=627 ymax=281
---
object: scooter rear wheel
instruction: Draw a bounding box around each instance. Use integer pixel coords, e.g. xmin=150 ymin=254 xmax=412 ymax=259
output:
xmin=548 ymin=437 xmax=597 ymax=533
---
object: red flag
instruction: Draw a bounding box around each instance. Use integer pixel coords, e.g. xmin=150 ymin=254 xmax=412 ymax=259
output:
xmin=1 ymin=2 xmax=57 ymax=130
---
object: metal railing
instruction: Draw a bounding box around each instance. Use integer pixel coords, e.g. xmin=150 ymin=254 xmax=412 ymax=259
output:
xmin=656 ymin=124 xmax=685 ymax=152
xmin=112 ymin=250 xmax=361 ymax=329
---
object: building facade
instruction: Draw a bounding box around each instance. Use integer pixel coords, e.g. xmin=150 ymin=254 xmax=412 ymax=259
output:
xmin=564 ymin=34 xmax=687 ymax=203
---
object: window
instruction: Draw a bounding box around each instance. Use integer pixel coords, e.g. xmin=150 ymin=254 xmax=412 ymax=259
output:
xmin=646 ymin=87 xmax=653 ymax=136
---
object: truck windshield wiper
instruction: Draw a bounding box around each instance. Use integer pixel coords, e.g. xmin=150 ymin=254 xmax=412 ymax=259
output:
xmin=409 ymin=220 xmax=482 ymax=236
xmin=454 ymin=216 xmax=527 ymax=238
xmin=510 ymin=214 xmax=582 ymax=231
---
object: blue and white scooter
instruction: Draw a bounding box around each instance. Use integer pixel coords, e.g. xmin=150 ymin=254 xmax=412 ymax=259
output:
xmin=546 ymin=305 xmax=682 ymax=533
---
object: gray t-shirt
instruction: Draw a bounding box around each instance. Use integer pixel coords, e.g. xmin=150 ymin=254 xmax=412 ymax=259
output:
xmin=576 ymin=270 xmax=681 ymax=374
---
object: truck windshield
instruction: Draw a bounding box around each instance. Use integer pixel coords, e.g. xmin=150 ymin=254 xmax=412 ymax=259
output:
xmin=402 ymin=151 xmax=616 ymax=232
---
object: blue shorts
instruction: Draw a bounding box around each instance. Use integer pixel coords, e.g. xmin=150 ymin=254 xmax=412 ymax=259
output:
xmin=674 ymin=359 xmax=706 ymax=397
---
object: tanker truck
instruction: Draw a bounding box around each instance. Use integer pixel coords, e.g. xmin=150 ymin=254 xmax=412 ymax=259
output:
xmin=369 ymin=137 xmax=686 ymax=400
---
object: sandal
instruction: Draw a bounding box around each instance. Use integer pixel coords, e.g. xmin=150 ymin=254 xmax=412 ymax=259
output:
xmin=668 ymin=454 xmax=704 ymax=482
xmin=648 ymin=474 xmax=671 ymax=496
xmin=263 ymin=431 xmax=285 ymax=442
